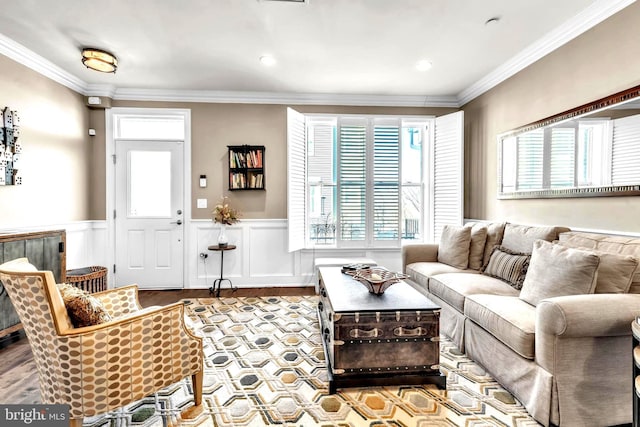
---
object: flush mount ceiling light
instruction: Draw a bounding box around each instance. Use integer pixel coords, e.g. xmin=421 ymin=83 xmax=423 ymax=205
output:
xmin=81 ymin=48 xmax=118 ymax=73
xmin=259 ymin=55 xmax=277 ymax=66
xmin=416 ymin=59 xmax=433 ymax=72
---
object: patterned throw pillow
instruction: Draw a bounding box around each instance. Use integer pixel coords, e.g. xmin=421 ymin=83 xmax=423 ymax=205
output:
xmin=481 ymin=246 xmax=531 ymax=290
xmin=57 ymin=283 xmax=112 ymax=327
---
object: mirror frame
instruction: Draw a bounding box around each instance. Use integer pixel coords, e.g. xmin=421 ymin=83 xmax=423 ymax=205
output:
xmin=497 ymin=83 xmax=640 ymax=199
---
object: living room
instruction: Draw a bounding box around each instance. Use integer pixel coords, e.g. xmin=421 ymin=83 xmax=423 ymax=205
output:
xmin=1 ymin=1 xmax=640 ymax=426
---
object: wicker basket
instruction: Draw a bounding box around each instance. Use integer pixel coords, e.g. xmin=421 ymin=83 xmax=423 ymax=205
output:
xmin=65 ymin=266 xmax=107 ymax=293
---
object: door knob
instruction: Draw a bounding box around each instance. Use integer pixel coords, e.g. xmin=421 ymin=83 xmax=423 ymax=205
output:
xmin=170 ymin=219 xmax=183 ymax=225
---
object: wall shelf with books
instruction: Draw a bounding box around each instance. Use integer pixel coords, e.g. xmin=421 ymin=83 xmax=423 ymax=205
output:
xmin=228 ymin=145 xmax=265 ymax=190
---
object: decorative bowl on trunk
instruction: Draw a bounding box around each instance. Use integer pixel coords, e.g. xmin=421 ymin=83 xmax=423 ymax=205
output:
xmin=345 ymin=267 xmax=408 ymax=296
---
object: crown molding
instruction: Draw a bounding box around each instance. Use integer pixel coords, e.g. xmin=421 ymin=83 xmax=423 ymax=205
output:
xmin=111 ymin=88 xmax=459 ymax=108
xmin=0 ymin=32 xmax=88 ymax=94
xmin=2 ymin=0 xmax=635 ymax=108
xmin=457 ymin=0 xmax=637 ymax=106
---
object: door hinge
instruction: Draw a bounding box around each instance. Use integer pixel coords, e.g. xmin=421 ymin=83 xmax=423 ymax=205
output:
xmin=113 ymin=210 xmax=116 ymax=219
xmin=113 ymin=264 xmax=116 ymax=274
xmin=112 ymin=154 xmax=116 ymax=164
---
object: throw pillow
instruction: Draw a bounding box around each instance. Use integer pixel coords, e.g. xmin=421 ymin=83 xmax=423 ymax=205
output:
xmin=466 ymin=223 xmax=488 ymax=270
xmin=519 ymin=240 xmax=600 ymax=306
xmin=481 ymin=246 xmax=530 ymax=290
xmin=437 ymin=225 xmax=472 ymax=269
xmin=57 ymin=282 xmax=112 ymax=328
xmin=482 ymin=222 xmax=506 ymax=266
xmin=556 ymin=243 xmax=638 ymax=293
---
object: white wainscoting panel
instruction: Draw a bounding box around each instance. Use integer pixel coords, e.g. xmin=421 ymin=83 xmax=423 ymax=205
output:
xmin=248 ymin=223 xmax=295 ymax=277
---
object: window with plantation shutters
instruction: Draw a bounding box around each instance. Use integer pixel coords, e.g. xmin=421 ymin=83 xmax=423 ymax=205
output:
xmin=286 ymin=110 xmax=463 ymax=250
xmin=611 ymin=114 xmax=640 ymax=185
xmin=549 ymin=127 xmax=576 ymax=188
xmin=338 ymin=119 xmax=367 ymax=243
xmin=517 ymin=129 xmax=544 ymax=190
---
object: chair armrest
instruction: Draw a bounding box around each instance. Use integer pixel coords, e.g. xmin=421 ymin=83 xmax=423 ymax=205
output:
xmin=402 ymin=244 xmax=439 ymax=272
xmin=93 ymin=284 xmax=143 ymax=317
xmin=55 ymin=302 xmax=202 ymax=416
xmin=536 ymin=293 xmax=640 ymax=338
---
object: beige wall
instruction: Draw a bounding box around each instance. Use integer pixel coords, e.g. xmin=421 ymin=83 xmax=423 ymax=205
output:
xmin=463 ymin=2 xmax=640 ymax=233
xmin=89 ymin=101 xmax=456 ymax=220
xmin=0 ymin=55 xmax=90 ymax=227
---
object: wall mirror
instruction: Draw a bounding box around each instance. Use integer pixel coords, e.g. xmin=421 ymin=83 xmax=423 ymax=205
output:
xmin=498 ymin=84 xmax=640 ymax=199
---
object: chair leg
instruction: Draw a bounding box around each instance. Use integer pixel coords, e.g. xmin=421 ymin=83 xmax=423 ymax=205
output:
xmin=69 ymin=417 xmax=83 ymax=427
xmin=192 ymin=370 xmax=203 ymax=406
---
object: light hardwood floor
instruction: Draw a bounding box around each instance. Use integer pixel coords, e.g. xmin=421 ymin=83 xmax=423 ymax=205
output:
xmin=0 ymin=287 xmax=314 ymax=405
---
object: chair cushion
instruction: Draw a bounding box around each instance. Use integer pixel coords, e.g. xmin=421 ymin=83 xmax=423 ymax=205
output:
xmin=481 ymin=246 xmax=531 ymax=290
xmin=465 ymin=294 xmax=536 ymax=359
xmin=437 ymin=225 xmax=471 ymax=269
xmin=405 ymin=262 xmax=478 ymax=289
xmin=429 ymin=272 xmax=519 ymax=313
xmin=519 ymin=240 xmax=599 ymax=306
xmin=0 ymin=257 xmax=37 ymax=272
xmin=57 ymin=283 xmax=113 ymax=327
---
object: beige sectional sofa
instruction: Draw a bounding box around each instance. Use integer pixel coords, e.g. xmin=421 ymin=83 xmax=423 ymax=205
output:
xmin=402 ymin=223 xmax=640 ymax=427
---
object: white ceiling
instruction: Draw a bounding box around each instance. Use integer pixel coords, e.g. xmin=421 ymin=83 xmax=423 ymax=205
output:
xmin=0 ymin=0 xmax=635 ymax=106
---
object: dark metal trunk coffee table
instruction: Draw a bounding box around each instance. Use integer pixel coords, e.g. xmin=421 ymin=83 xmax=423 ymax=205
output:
xmin=317 ymin=267 xmax=446 ymax=393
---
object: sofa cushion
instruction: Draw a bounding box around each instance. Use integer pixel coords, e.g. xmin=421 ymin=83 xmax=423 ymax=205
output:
xmin=429 ymin=272 xmax=519 ymax=313
xmin=557 ymin=242 xmax=638 ymax=293
xmin=466 ymin=223 xmax=488 ymax=270
xmin=501 ymin=224 xmax=569 ymax=254
xmin=482 ymin=222 xmax=507 ymax=266
xmin=481 ymin=246 xmax=530 ymax=290
xmin=559 ymin=231 xmax=640 ymax=293
xmin=406 ymin=262 xmax=478 ymax=289
xmin=519 ymin=240 xmax=599 ymax=306
xmin=437 ymin=225 xmax=471 ymax=269
xmin=465 ymin=294 xmax=536 ymax=359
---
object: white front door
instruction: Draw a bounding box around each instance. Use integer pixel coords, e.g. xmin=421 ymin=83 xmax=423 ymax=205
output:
xmin=114 ymin=140 xmax=184 ymax=288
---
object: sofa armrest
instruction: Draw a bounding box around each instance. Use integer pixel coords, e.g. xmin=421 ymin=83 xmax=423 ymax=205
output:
xmin=402 ymin=244 xmax=439 ymax=272
xmin=536 ymin=294 xmax=640 ymax=338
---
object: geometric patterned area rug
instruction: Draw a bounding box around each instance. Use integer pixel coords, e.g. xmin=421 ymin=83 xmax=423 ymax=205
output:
xmin=84 ymin=296 xmax=541 ymax=427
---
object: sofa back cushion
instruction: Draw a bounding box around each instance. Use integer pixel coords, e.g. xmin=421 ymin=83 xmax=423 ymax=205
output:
xmin=465 ymin=223 xmax=488 ymax=270
xmin=501 ymin=224 xmax=570 ymax=254
xmin=482 ymin=222 xmax=506 ymax=266
xmin=438 ymin=225 xmax=471 ymax=269
xmin=519 ymin=240 xmax=599 ymax=306
xmin=559 ymin=231 xmax=640 ymax=293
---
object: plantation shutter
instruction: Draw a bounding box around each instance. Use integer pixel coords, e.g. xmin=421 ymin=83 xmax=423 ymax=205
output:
xmin=287 ymin=108 xmax=307 ymax=252
xmin=611 ymin=114 xmax=640 ymax=185
xmin=432 ymin=111 xmax=463 ymax=242
xmin=338 ymin=118 xmax=367 ymax=243
xmin=517 ymin=129 xmax=543 ymax=190
xmin=373 ymin=120 xmax=400 ymax=242
xmin=549 ymin=127 xmax=576 ymax=188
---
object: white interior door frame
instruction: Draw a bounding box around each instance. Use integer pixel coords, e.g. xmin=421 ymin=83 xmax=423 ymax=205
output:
xmin=105 ymin=107 xmax=192 ymax=288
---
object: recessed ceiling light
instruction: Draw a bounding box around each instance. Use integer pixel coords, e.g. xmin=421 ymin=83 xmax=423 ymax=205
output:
xmin=416 ymin=60 xmax=433 ymax=72
xmin=260 ymin=55 xmax=277 ymax=66
xmin=485 ymin=17 xmax=500 ymax=26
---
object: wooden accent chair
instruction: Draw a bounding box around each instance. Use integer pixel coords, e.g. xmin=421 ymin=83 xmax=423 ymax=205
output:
xmin=0 ymin=258 xmax=203 ymax=427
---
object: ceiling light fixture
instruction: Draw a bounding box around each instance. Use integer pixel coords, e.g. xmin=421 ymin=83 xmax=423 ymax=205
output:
xmin=259 ymin=55 xmax=277 ymax=66
xmin=81 ymin=48 xmax=118 ymax=73
xmin=416 ymin=60 xmax=433 ymax=72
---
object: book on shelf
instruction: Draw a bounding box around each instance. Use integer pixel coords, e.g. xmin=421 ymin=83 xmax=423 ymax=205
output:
xmin=247 ymin=149 xmax=263 ymax=168
xmin=230 ymin=172 xmax=246 ymax=189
